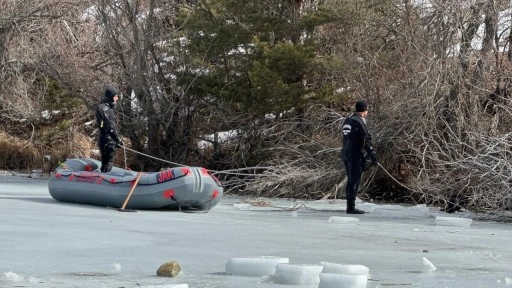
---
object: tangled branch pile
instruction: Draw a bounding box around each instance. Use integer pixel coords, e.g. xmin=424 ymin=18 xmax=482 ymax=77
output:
xmin=219 ymin=105 xmax=349 ymax=199
xmin=221 ymin=96 xmax=512 ymax=213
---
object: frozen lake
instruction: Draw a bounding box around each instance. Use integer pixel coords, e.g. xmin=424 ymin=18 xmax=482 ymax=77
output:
xmin=1 ymin=176 xmax=512 ymax=287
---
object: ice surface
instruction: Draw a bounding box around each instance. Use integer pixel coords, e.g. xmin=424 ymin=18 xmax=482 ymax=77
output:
xmin=320 ymin=262 xmax=369 ymax=275
xmin=225 ymin=256 xmax=289 ymax=277
xmin=270 ymin=263 xmax=323 ymax=285
xmin=2 ymin=176 xmax=512 ymax=288
xmin=318 ymin=273 xmax=368 ymax=288
xmin=435 ymin=216 xmax=472 ymax=227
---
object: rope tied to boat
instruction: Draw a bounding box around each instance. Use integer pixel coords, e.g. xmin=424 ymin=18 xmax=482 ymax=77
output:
xmin=120 ymin=145 xmax=186 ymax=167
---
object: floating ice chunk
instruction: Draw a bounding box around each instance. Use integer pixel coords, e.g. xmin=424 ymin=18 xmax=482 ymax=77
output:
xmin=506 ymin=277 xmax=512 ymax=285
xmin=225 ymin=256 xmax=289 ymax=277
xmin=30 ymin=169 xmax=44 ymax=178
xmin=140 ymin=285 xmax=188 ymax=288
xmin=4 ymin=271 xmax=24 ymax=282
xmin=422 ymin=257 xmax=436 ymax=272
xmin=28 ymin=277 xmax=41 ymax=283
xmin=318 ymin=273 xmax=368 ymax=288
xmin=271 ymin=263 xmax=323 ymax=285
xmin=233 ymin=203 xmax=252 ymax=210
xmin=320 ymin=262 xmax=369 ymax=276
xmin=371 ymin=204 xmax=433 ymax=218
xmin=328 ymin=216 xmax=360 ymax=224
xmin=435 ymin=216 xmax=472 ymax=227
xmin=110 ymin=262 xmax=122 ymax=272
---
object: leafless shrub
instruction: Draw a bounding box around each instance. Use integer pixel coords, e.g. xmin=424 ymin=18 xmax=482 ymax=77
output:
xmin=0 ymin=132 xmax=38 ymax=170
xmin=217 ymin=105 xmax=346 ymax=199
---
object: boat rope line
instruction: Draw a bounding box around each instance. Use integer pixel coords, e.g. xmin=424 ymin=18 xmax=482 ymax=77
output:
xmin=118 ymin=145 xmax=265 ymax=176
xmin=120 ymin=145 xmax=187 ymax=167
xmin=376 ymin=162 xmax=418 ymax=192
xmin=117 ymin=146 xmax=444 ymax=212
xmin=119 ymin=146 xmax=423 ymax=196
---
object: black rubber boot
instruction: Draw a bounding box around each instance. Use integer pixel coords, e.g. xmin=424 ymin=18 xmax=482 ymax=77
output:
xmin=346 ymin=207 xmax=365 ymax=214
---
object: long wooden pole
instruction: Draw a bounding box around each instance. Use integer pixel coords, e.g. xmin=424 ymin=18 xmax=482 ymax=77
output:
xmin=119 ymin=172 xmax=142 ymax=211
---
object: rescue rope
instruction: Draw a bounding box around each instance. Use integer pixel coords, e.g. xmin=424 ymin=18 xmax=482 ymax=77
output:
xmin=376 ymin=162 xmax=418 ymax=192
xmin=119 ymin=145 xmax=186 ymax=167
xmin=120 ymin=145 xmax=418 ymax=193
xmin=119 ymin=145 xmax=448 ymax=211
xmin=118 ymin=145 xmax=260 ymax=175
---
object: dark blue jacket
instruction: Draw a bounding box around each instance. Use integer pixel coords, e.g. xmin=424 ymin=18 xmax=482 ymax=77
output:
xmin=342 ymin=113 xmax=375 ymax=161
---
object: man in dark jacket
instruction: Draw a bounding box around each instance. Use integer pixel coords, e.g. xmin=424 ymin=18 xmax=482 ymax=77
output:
xmin=341 ymin=100 xmax=377 ymax=214
xmin=96 ymin=87 xmax=123 ymax=173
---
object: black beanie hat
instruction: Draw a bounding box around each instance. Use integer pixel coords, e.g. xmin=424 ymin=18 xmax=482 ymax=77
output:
xmin=355 ymin=100 xmax=368 ymax=112
xmin=104 ymin=87 xmax=118 ymax=102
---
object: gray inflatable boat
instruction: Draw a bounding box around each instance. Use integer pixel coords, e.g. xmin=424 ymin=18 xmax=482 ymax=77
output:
xmin=48 ymin=158 xmax=223 ymax=211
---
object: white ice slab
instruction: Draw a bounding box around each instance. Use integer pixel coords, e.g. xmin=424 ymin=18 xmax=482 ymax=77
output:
xmin=233 ymin=203 xmax=252 ymax=210
xmin=225 ymin=256 xmax=289 ymax=277
xmin=435 ymin=216 xmax=472 ymax=227
xmin=328 ymin=216 xmax=360 ymax=224
xmin=318 ymin=273 xmax=368 ymax=288
xmin=369 ymin=203 xmax=433 ymax=217
xmin=271 ymin=263 xmax=323 ymax=285
xmin=140 ymin=285 xmax=189 ymax=288
xmin=320 ymin=262 xmax=369 ymax=275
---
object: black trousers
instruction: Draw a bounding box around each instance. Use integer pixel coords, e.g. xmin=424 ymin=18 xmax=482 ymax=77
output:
xmin=100 ymin=143 xmax=115 ymax=173
xmin=343 ymin=157 xmax=364 ymax=208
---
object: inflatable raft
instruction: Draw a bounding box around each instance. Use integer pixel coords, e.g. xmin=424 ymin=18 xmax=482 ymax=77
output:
xmin=48 ymin=158 xmax=223 ymax=211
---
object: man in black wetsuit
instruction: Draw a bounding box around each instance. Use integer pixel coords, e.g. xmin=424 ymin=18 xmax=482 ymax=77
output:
xmin=341 ymin=100 xmax=377 ymax=214
xmin=96 ymin=87 xmax=123 ymax=173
